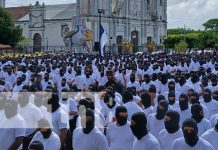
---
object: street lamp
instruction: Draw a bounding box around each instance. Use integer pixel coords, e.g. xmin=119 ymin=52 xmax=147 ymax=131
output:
xmin=98 ymin=9 xmax=104 ymax=55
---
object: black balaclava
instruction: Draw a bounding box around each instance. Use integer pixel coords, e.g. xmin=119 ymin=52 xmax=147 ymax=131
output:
xmin=141 ymin=92 xmax=151 ymax=109
xmin=156 ymin=100 xmax=169 ymax=120
xmin=178 ymin=76 xmax=186 ymax=86
xmin=168 ymin=81 xmax=175 ymax=91
xmin=179 ymin=94 xmax=189 ymax=111
xmin=104 ymin=93 xmax=116 ymax=109
xmin=168 ymin=91 xmax=176 ymax=105
xmin=161 ymin=74 xmax=168 ymax=85
xmin=201 ymin=77 xmax=208 ymax=87
xmin=115 ymin=106 xmax=128 ymax=126
xmin=16 ymin=77 xmax=22 ymax=86
xmin=144 ymin=74 xmax=150 ymax=84
xmin=164 ymin=110 xmax=180 ymax=134
xmin=191 ymin=74 xmax=199 ymax=84
xmin=182 ymin=118 xmax=199 ymax=147
xmin=47 ymin=93 xmax=60 ymax=113
xmin=130 ymin=74 xmax=135 ymax=83
xmin=130 ymin=112 xmax=148 ymax=140
xmin=81 ymin=109 xmax=95 ymax=134
xmin=213 ymin=91 xmax=218 ymax=101
xmin=191 ymin=104 xmax=204 ymax=123
xmin=203 ymin=89 xmax=212 ymax=103
xmin=190 ymin=92 xmax=200 ymax=104
xmin=38 ymin=118 xmax=52 ymax=139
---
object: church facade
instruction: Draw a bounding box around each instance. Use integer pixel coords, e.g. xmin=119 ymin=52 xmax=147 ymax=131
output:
xmin=6 ymin=0 xmax=167 ymax=52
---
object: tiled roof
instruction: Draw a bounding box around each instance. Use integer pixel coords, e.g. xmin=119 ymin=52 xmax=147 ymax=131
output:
xmin=5 ymin=6 xmax=30 ymax=21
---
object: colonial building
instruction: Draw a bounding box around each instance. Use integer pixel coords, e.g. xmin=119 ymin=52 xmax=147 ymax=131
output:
xmin=6 ymin=0 xmax=167 ymax=52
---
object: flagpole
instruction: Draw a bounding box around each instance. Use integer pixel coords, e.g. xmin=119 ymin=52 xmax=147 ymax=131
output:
xmin=98 ymin=9 xmax=103 ymax=56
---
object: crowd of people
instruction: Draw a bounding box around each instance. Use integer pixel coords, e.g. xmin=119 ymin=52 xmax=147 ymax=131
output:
xmin=0 ymin=51 xmax=217 ymax=150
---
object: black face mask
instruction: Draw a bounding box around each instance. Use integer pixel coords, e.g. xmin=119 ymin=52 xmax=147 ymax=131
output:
xmin=82 ymin=109 xmax=95 ymax=134
xmin=169 ymin=85 xmax=175 ymax=91
xmin=165 ymin=111 xmax=180 ymax=134
xmin=215 ymin=120 xmax=218 ymax=130
xmin=68 ymin=70 xmax=72 ymax=74
xmin=17 ymin=80 xmax=22 ymax=86
xmin=168 ymin=97 xmax=175 ymax=105
xmin=115 ymin=106 xmax=128 ymax=126
xmin=179 ymin=78 xmax=186 ymax=86
xmin=212 ymin=82 xmax=217 ymax=86
xmin=41 ymin=129 xmax=52 ymax=139
xmin=156 ymin=101 xmax=168 ymax=120
xmin=44 ymin=76 xmax=49 ymax=82
xmin=8 ymin=71 xmax=12 ymax=75
xmin=203 ymin=93 xmax=211 ymax=103
xmin=61 ymin=83 xmax=66 ymax=87
xmin=130 ymin=112 xmax=148 ymax=140
xmin=101 ymin=73 xmax=104 ymax=77
xmin=191 ymin=104 xmax=204 ymax=123
xmin=179 ymin=98 xmax=189 ymax=111
xmin=60 ymin=72 xmax=65 ymax=77
xmin=183 ymin=119 xmax=199 ymax=147
xmin=130 ymin=76 xmax=135 ymax=83
xmin=190 ymin=97 xmax=199 ymax=104
xmin=213 ymin=93 xmax=218 ymax=101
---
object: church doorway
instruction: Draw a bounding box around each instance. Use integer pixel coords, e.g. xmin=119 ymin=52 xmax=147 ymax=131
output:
xmin=33 ymin=33 xmax=42 ymax=52
xmin=131 ymin=30 xmax=139 ymax=53
xmin=116 ymin=35 xmax=123 ymax=54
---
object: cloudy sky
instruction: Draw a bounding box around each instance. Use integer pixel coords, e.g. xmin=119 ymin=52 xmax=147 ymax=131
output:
xmin=5 ymin=0 xmax=218 ymax=29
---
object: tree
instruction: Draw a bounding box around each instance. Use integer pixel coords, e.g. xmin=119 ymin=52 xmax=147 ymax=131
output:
xmin=203 ymin=19 xmax=218 ymax=30
xmin=175 ymin=41 xmax=188 ymax=52
xmin=0 ymin=7 xmax=23 ymax=47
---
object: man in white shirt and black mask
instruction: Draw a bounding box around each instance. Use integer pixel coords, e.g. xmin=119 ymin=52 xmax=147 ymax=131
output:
xmin=172 ymin=118 xmax=214 ymax=150
xmin=159 ymin=110 xmax=183 ymax=150
xmin=73 ymin=109 xmax=109 ymax=150
xmin=147 ymin=100 xmax=169 ymax=139
xmin=29 ymin=118 xmax=61 ymax=150
xmin=106 ymin=106 xmax=134 ymax=150
xmin=130 ymin=112 xmax=160 ymax=150
xmin=191 ymin=104 xmax=211 ymax=136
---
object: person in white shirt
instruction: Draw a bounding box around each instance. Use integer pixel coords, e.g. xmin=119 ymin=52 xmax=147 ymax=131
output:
xmin=41 ymin=73 xmax=54 ymax=90
xmin=0 ymin=100 xmax=26 ymax=150
xmin=130 ymin=112 xmax=160 ymax=150
xmin=200 ymin=89 xmax=218 ymax=118
xmin=98 ymin=70 xmax=108 ymax=86
xmin=17 ymin=90 xmax=44 ymax=149
xmin=33 ymin=93 xmax=47 ymax=117
xmin=159 ymin=74 xmax=169 ymax=94
xmin=163 ymin=80 xmax=181 ymax=102
xmin=148 ymin=85 xmax=159 ymax=106
xmin=4 ymin=68 xmax=16 ymax=84
xmin=73 ymin=109 xmax=109 ymax=150
xmin=177 ymin=94 xmax=192 ymax=126
xmin=191 ymin=104 xmax=211 ymax=136
xmin=140 ymin=92 xmax=154 ymax=117
xmin=12 ymin=77 xmax=24 ymax=92
xmin=29 ymin=118 xmax=61 ymax=150
xmin=127 ymin=73 xmax=141 ymax=92
xmin=106 ymin=106 xmax=134 ymax=150
xmin=140 ymin=74 xmax=155 ymax=92
xmin=83 ymin=69 xmax=96 ymax=88
xmin=167 ymin=91 xmax=180 ymax=110
xmin=74 ymin=68 xmax=85 ymax=91
xmin=45 ymin=93 xmax=69 ymax=149
xmin=147 ymin=100 xmax=169 ymax=139
xmin=201 ymin=120 xmax=218 ymax=150
xmin=122 ymin=90 xmax=143 ymax=121
xmin=159 ymin=110 xmax=183 ymax=150
xmin=213 ymin=90 xmax=218 ymax=102
xmin=178 ymin=75 xmax=191 ymax=95
xmin=172 ymin=118 xmax=215 ymax=150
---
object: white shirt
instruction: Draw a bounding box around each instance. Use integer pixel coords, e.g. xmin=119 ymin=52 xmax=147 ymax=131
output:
xmin=177 ymin=108 xmax=192 ymax=126
xmin=178 ymin=83 xmax=191 ymax=95
xmin=45 ymin=107 xmax=69 ymax=135
xmin=197 ymin=118 xmax=212 ymax=136
xmin=0 ymin=114 xmax=26 ymax=150
xmin=210 ymin=114 xmax=218 ymax=127
xmin=147 ymin=113 xmax=165 ymax=139
xmin=123 ymin=101 xmax=143 ymax=121
xmin=159 ymin=129 xmax=183 ymax=150
xmin=59 ymin=98 xmax=78 ymax=120
xmin=74 ymin=75 xmax=85 ymax=90
xmin=140 ymin=81 xmax=155 ymax=91
xmin=200 ymin=99 xmax=218 ymax=118
xmin=142 ymin=106 xmax=154 ymax=117
xmin=106 ymin=122 xmax=134 ymax=150
xmin=18 ymin=103 xmax=43 ymax=136
xmin=5 ymin=73 xmax=16 ymax=84
xmin=127 ymin=81 xmax=141 ymax=92
xmin=133 ymin=133 xmax=161 ymax=150
xmin=172 ymin=137 xmax=215 ymax=150
xmin=29 ymin=131 xmax=61 ymax=150
xmin=83 ymin=76 xmax=95 ymax=88
xmin=201 ymin=128 xmax=218 ymax=150
xmin=73 ymin=127 xmax=109 ymax=150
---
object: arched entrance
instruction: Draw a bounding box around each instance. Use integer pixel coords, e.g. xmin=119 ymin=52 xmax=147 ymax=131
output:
xmin=131 ymin=30 xmax=139 ymax=53
xmin=116 ymin=35 xmax=123 ymax=54
xmin=33 ymin=33 xmax=42 ymax=52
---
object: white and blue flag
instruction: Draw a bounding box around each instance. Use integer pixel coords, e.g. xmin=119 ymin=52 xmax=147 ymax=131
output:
xmin=99 ymin=24 xmax=108 ymax=56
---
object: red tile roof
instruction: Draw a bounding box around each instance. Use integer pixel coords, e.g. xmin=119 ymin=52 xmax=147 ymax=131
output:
xmin=5 ymin=6 xmax=30 ymax=21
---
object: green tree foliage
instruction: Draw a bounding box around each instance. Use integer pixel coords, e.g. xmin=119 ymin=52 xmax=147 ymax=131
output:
xmin=203 ymin=19 xmax=218 ymax=30
xmin=0 ymin=7 xmax=23 ymax=47
xmin=175 ymin=41 xmax=188 ymax=52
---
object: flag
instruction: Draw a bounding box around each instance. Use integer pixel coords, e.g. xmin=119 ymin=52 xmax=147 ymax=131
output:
xmin=99 ymin=24 xmax=108 ymax=57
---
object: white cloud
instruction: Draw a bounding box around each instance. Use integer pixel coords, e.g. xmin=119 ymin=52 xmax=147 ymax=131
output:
xmin=6 ymin=0 xmax=218 ymax=29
